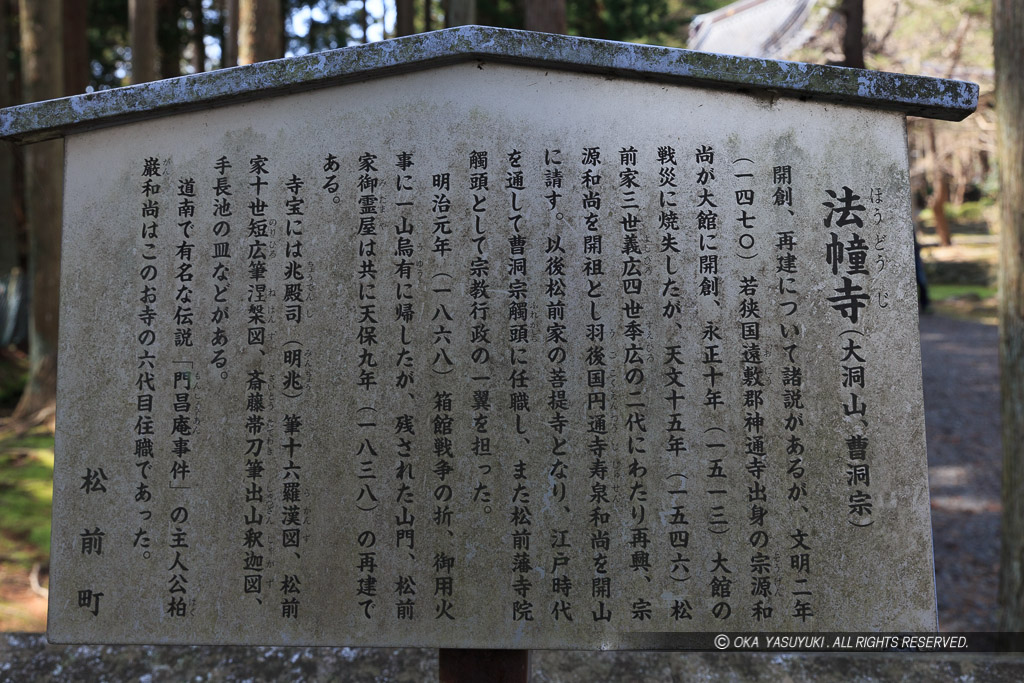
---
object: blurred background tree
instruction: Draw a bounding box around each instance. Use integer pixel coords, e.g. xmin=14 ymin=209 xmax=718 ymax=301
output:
xmin=10 ymin=0 xmax=62 ymax=427
xmin=793 ymin=0 xmax=994 ymax=248
xmin=995 ymin=0 xmax=1024 ymax=634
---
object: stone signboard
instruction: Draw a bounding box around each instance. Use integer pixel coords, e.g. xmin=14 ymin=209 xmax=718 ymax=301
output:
xmin=0 ymin=27 xmax=977 ymax=648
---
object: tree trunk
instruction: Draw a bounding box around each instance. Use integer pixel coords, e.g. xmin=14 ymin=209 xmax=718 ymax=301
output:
xmin=424 ymin=0 xmax=432 ymax=32
xmin=929 ymin=177 xmax=951 ymax=246
xmin=397 ymin=0 xmax=414 ymax=36
xmin=224 ymin=0 xmax=239 ymax=67
xmin=840 ymin=0 xmax=865 ymax=69
xmin=130 ymin=0 xmax=158 ymax=84
xmin=524 ymin=0 xmax=566 ymax=34
xmin=190 ymin=0 xmax=205 ymax=73
xmin=14 ymin=0 xmax=63 ymax=425
xmin=63 ymin=0 xmax=88 ymax=95
xmin=996 ymin=0 xmax=1024 ymax=634
xmin=360 ymin=0 xmax=369 ymax=43
xmin=446 ymin=0 xmax=475 ymax=27
xmin=157 ymin=0 xmax=181 ymax=79
xmin=0 ymin=1 xmax=17 ymax=277
xmin=928 ymin=122 xmax=952 ymax=246
xmin=238 ymin=0 xmax=282 ymax=65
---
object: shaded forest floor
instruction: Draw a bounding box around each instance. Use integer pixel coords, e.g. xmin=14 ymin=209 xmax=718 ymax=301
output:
xmin=921 ymin=313 xmax=1001 ymax=630
xmin=0 ymin=426 xmax=51 ymax=632
xmin=916 ymin=207 xmax=1003 ymax=629
xmin=0 ymin=348 xmax=51 ymax=632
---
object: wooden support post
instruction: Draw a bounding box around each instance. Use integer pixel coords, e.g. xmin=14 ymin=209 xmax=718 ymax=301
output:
xmin=439 ymin=649 xmax=530 ymax=683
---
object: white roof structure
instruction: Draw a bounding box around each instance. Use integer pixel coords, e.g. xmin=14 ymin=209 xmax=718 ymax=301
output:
xmin=689 ymin=0 xmax=819 ymax=59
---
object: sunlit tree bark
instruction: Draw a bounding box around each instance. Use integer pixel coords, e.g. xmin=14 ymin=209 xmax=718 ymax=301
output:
xmin=996 ymin=0 xmax=1024 ymax=633
xmin=524 ymin=0 xmax=566 ymax=34
xmin=13 ymin=0 xmax=63 ymax=425
xmin=238 ymin=0 xmax=282 ymax=65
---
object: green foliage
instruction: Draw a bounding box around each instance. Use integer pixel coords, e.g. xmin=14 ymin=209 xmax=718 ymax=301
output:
xmin=945 ymin=199 xmax=995 ymax=224
xmin=0 ymin=430 xmax=53 ymax=568
xmin=919 ymin=200 xmax=995 ymax=228
xmin=286 ymin=1 xmax=359 ymax=55
xmin=478 ymin=0 xmax=732 ymax=45
xmin=86 ymin=0 xmax=129 ymax=89
xmin=477 ymin=0 xmax=524 ymax=30
xmin=930 ymin=283 xmax=997 ymax=301
xmin=568 ymin=0 xmax=675 ymax=42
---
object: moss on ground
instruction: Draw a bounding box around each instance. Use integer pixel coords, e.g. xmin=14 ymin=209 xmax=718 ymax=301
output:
xmin=0 ymin=428 xmax=53 ymax=568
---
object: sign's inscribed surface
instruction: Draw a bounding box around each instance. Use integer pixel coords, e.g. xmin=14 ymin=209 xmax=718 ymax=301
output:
xmin=51 ymin=63 xmax=935 ymax=647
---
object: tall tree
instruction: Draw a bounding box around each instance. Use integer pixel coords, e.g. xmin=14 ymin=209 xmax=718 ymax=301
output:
xmin=240 ymin=0 xmax=284 ymax=63
xmin=397 ymin=0 xmax=414 ymax=36
xmin=446 ymin=0 xmax=476 ymax=27
xmin=840 ymin=0 xmax=865 ymax=69
xmin=996 ymin=0 xmax=1024 ymax=633
xmin=190 ymin=0 xmax=205 ymax=73
xmin=524 ymin=0 xmax=565 ymax=34
xmin=224 ymin=0 xmax=239 ymax=66
xmin=157 ymin=0 xmax=185 ymax=78
xmin=927 ymin=12 xmax=977 ymax=247
xmin=14 ymin=0 xmax=63 ymax=425
xmin=130 ymin=0 xmax=158 ymax=83
xmin=0 ymin=1 xmax=17 ymax=278
xmin=927 ymin=122 xmax=953 ymax=246
xmin=64 ymin=0 xmax=89 ymax=94
xmin=239 ymin=0 xmax=282 ymax=64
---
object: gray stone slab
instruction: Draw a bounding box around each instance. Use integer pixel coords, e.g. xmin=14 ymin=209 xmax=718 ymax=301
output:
xmin=5 ymin=633 xmax=1024 ymax=682
xmin=0 ymin=25 xmax=976 ymax=144
xmin=50 ymin=60 xmax=937 ymax=647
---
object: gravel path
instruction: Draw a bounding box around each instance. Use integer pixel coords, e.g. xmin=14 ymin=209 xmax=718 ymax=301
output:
xmin=920 ymin=314 xmax=1002 ymax=631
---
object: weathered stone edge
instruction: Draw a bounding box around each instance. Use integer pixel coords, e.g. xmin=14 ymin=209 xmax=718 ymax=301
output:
xmin=0 ymin=25 xmax=979 ymax=144
xmin=5 ymin=633 xmax=1024 ymax=682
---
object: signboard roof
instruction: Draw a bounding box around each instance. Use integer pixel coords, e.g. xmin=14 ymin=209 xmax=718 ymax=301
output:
xmin=0 ymin=25 xmax=977 ymax=145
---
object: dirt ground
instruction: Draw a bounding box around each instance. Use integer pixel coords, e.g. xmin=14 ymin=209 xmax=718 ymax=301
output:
xmin=0 ymin=565 xmax=46 ymax=633
xmin=921 ymin=313 xmax=1002 ymax=631
xmin=0 ymin=313 xmax=1006 ymax=634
